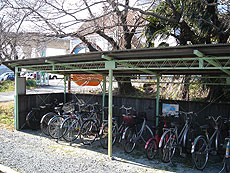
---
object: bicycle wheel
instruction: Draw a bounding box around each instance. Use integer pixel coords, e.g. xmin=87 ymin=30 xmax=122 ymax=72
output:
xmin=216 ymin=132 xmax=225 ymax=158
xmin=61 ymin=117 xmax=81 ymax=142
xmin=159 ymin=131 xmax=177 ymax=163
xmin=26 ymin=109 xmax=41 ymax=130
xmin=40 ymin=112 xmax=56 ymax=136
xmin=145 ymin=138 xmax=158 ymax=160
xmin=99 ymin=123 xmax=118 ymax=149
xmin=191 ymin=136 xmax=208 ymax=170
xmin=48 ymin=115 xmax=66 ymax=139
xmin=225 ymin=158 xmax=230 ymax=172
xmin=184 ymin=127 xmax=196 ymax=154
xmin=123 ymin=127 xmax=137 ymax=153
xmin=80 ymin=119 xmax=98 ymax=145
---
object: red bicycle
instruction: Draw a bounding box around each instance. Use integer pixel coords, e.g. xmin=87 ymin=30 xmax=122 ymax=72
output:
xmin=145 ymin=114 xmax=169 ymax=160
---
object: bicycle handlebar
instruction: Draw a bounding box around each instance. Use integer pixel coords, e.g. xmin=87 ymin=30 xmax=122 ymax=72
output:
xmin=207 ymin=115 xmax=222 ymax=123
xmin=119 ymin=105 xmax=133 ymax=111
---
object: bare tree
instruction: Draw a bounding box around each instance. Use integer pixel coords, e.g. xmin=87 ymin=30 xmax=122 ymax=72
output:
xmin=4 ymin=0 xmax=153 ymax=94
xmin=0 ymin=0 xmax=51 ymax=62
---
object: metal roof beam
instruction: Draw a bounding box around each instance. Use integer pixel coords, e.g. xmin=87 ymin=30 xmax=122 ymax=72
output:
xmin=102 ymin=55 xmax=156 ymax=75
xmin=45 ymin=60 xmax=56 ymax=64
xmin=194 ymin=50 xmax=230 ymax=75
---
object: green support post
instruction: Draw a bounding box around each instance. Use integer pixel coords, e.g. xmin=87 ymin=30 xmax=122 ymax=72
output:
xmin=104 ymin=60 xmax=116 ymax=158
xmin=108 ymin=69 xmax=113 ymax=157
xmin=102 ymin=75 xmax=106 ymax=122
xmin=156 ymin=76 xmax=160 ymax=128
xmin=64 ymin=75 xmax=67 ymax=103
xmin=14 ymin=67 xmax=19 ymax=130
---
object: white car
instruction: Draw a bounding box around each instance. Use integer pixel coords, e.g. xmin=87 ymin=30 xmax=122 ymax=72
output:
xmin=25 ymin=72 xmax=35 ymax=80
xmin=0 ymin=72 xmax=11 ymax=81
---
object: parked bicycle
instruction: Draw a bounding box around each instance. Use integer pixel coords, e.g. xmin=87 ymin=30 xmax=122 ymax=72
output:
xmin=122 ymin=110 xmax=154 ymax=153
xmin=40 ymin=104 xmax=63 ymax=135
xmin=47 ymin=101 xmax=80 ymax=139
xmin=60 ymin=102 xmax=88 ymax=142
xmin=99 ymin=105 xmax=132 ymax=149
xmin=220 ymin=119 xmax=230 ymax=172
xmin=159 ymin=111 xmax=197 ymax=163
xmin=145 ymin=113 xmax=172 ymax=160
xmin=79 ymin=102 xmax=103 ymax=145
xmin=26 ymin=99 xmax=61 ymax=130
xmin=191 ymin=116 xmax=224 ymax=170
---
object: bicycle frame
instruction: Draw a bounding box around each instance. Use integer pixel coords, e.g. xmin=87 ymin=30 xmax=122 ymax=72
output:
xmin=159 ymin=120 xmax=190 ymax=149
xmin=204 ymin=127 xmax=221 ymax=152
xmin=123 ymin=118 xmax=154 ymax=144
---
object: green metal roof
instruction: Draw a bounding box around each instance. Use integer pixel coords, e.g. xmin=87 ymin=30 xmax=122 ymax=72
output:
xmin=3 ymin=43 xmax=230 ymax=76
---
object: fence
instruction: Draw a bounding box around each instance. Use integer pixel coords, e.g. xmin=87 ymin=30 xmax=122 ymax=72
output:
xmin=18 ymin=93 xmax=230 ymax=129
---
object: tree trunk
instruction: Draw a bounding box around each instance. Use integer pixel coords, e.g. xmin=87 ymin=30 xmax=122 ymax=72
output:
xmin=182 ymin=75 xmax=190 ymax=101
xmin=206 ymin=78 xmax=230 ymax=102
xmin=115 ymin=77 xmax=136 ymax=95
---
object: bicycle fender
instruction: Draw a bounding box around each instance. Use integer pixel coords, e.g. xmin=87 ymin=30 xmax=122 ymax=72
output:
xmin=145 ymin=138 xmax=155 ymax=149
xmin=40 ymin=114 xmax=47 ymax=124
xmin=47 ymin=115 xmax=63 ymax=126
xmin=182 ymin=126 xmax=189 ymax=148
xmin=226 ymin=140 xmax=230 ymax=158
xmin=99 ymin=123 xmax=108 ymax=136
xmin=60 ymin=117 xmax=71 ymax=129
xmin=159 ymin=131 xmax=170 ymax=148
xmin=40 ymin=112 xmax=55 ymax=124
xmin=122 ymin=127 xmax=129 ymax=139
xmin=191 ymin=135 xmax=204 ymax=153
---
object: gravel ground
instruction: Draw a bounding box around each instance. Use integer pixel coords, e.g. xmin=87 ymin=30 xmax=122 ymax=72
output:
xmin=0 ymin=129 xmax=224 ymax=173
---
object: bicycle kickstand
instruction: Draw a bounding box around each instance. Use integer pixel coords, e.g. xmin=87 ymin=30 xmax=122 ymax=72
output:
xmin=56 ymin=125 xmax=60 ymax=143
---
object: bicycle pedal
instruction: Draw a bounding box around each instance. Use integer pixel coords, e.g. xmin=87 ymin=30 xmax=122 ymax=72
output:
xmin=210 ymin=151 xmax=217 ymax=155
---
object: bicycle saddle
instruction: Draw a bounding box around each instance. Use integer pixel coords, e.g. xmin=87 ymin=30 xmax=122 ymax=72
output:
xmin=170 ymin=122 xmax=181 ymax=127
xmin=39 ymin=106 xmax=46 ymax=109
xmin=200 ymin=124 xmax=209 ymax=129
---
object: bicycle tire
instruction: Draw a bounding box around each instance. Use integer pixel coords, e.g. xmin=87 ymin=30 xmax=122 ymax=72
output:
xmin=159 ymin=130 xmax=177 ymax=163
xmin=99 ymin=122 xmax=117 ymax=149
xmin=61 ymin=117 xmax=81 ymax=142
xmin=48 ymin=115 xmax=66 ymax=139
xmin=26 ymin=109 xmax=41 ymax=130
xmin=123 ymin=127 xmax=137 ymax=153
xmin=40 ymin=112 xmax=56 ymax=136
xmin=191 ymin=136 xmax=208 ymax=170
xmin=145 ymin=138 xmax=158 ymax=160
xmin=225 ymin=158 xmax=230 ymax=172
xmin=80 ymin=119 xmax=98 ymax=145
xmin=216 ymin=132 xmax=225 ymax=159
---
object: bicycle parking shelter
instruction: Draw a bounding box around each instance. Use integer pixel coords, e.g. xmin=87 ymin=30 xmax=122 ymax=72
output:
xmin=2 ymin=43 xmax=230 ymax=157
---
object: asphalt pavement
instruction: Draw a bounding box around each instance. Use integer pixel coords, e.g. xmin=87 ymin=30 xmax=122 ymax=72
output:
xmin=0 ymin=79 xmax=103 ymax=102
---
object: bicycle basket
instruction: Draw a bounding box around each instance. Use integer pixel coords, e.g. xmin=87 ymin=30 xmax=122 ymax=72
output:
xmin=123 ymin=115 xmax=135 ymax=124
xmin=62 ymin=102 xmax=75 ymax=112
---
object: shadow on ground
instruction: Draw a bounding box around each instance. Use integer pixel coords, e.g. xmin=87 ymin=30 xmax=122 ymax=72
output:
xmin=21 ymin=129 xmax=223 ymax=173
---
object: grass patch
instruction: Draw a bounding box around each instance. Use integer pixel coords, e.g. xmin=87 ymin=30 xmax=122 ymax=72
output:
xmin=0 ymin=101 xmax=14 ymax=130
xmin=26 ymin=79 xmax=37 ymax=89
xmin=0 ymin=79 xmax=37 ymax=92
xmin=0 ymin=80 xmax=14 ymax=92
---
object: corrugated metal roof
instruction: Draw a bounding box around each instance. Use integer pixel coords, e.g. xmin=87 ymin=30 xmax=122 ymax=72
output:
xmin=2 ymin=44 xmax=230 ymax=76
